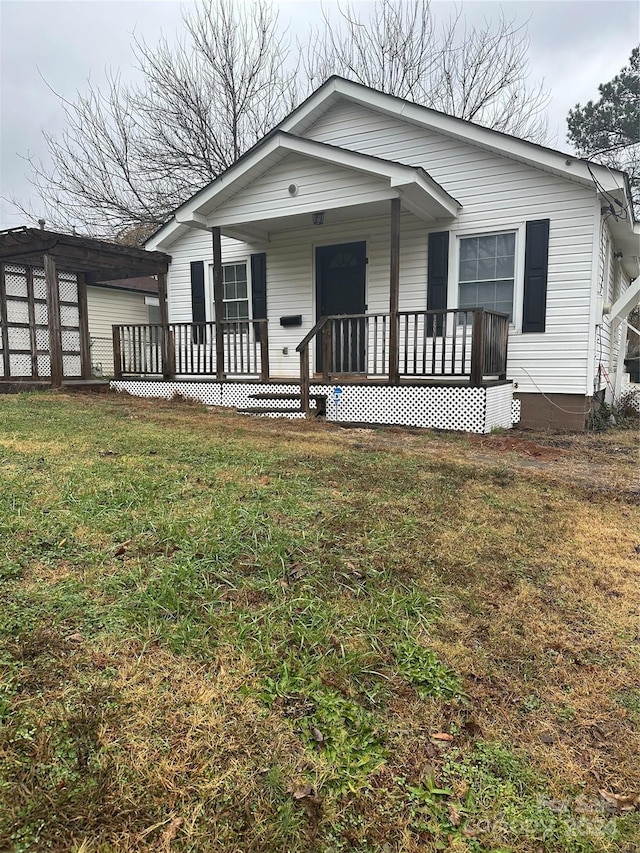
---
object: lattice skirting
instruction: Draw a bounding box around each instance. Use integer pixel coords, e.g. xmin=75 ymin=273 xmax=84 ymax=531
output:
xmin=111 ymin=380 xmax=516 ymax=434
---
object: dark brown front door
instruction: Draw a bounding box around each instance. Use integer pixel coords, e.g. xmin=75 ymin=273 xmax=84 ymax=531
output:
xmin=316 ymin=241 xmax=366 ymax=373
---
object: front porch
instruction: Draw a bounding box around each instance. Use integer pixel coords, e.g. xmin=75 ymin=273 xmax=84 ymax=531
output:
xmin=112 ymin=305 xmax=516 ymax=433
xmin=131 ymin=134 xmax=515 ymax=431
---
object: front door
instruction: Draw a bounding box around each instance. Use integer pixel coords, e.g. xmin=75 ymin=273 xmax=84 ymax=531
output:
xmin=316 ymin=241 xmax=366 ymax=373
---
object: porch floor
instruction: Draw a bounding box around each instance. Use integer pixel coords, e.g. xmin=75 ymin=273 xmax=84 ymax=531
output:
xmin=0 ymin=379 xmax=110 ymax=394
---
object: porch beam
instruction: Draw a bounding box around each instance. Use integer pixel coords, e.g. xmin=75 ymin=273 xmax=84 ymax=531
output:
xmin=212 ymin=227 xmax=225 ymax=380
xmin=388 ymin=197 xmax=401 ymax=384
xmin=44 ymin=254 xmax=64 ymax=388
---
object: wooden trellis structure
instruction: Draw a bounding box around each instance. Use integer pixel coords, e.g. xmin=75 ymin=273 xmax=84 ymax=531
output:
xmin=0 ymin=227 xmax=170 ymax=387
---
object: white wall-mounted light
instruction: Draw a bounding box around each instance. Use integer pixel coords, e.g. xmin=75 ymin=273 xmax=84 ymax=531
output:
xmin=312 ymin=211 xmax=325 ymax=225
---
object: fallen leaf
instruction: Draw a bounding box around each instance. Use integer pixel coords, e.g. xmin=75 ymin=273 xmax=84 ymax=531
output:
xmin=448 ymin=804 xmax=462 ymax=826
xmin=67 ymin=633 xmax=84 ymax=643
xmin=311 ymin=727 xmax=325 ymax=746
xmin=599 ymin=790 xmax=640 ymax=811
xmin=58 ymin=538 xmax=67 ymax=547
xmin=431 ymin=732 xmax=455 ymax=742
xmin=160 ymin=816 xmax=184 ymax=846
xmin=289 ymin=783 xmax=314 ymax=800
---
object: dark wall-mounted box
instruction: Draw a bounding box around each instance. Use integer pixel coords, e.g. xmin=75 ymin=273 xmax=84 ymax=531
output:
xmin=279 ymin=315 xmax=302 ymax=327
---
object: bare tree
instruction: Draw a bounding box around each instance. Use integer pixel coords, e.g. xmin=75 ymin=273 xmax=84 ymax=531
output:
xmin=15 ymin=0 xmax=297 ymax=238
xmin=305 ymin=0 xmax=549 ymax=142
xmin=14 ymin=0 xmax=549 ymax=239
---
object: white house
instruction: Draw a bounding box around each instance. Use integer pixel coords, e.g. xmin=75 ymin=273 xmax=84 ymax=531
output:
xmin=115 ymin=77 xmax=639 ymax=431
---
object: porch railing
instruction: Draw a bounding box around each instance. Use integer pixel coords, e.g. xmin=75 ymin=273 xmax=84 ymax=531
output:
xmin=113 ymin=319 xmax=269 ymax=381
xmin=297 ymin=308 xmax=509 ymax=414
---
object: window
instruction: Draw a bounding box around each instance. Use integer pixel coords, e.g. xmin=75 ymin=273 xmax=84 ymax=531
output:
xmin=458 ymin=232 xmax=515 ymax=320
xmin=222 ymin=263 xmax=249 ymax=322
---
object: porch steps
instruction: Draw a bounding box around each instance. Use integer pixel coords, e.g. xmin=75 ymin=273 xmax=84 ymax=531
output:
xmin=238 ymin=391 xmax=327 ymax=418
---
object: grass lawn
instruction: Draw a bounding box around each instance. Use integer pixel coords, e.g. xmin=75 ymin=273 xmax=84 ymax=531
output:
xmin=0 ymin=391 xmax=638 ymax=852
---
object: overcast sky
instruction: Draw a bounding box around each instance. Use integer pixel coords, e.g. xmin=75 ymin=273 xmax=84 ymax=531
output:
xmin=0 ymin=0 xmax=638 ymax=230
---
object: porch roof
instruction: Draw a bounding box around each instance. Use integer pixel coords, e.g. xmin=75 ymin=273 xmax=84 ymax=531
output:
xmin=0 ymin=227 xmax=170 ymax=284
xmin=152 ymin=133 xmax=461 ymax=247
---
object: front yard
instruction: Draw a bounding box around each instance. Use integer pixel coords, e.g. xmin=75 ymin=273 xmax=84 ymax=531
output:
xmin=0 ymin=392 xmax=638 ymax=852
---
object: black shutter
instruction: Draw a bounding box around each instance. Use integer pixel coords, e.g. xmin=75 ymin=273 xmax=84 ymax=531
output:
xmin=427 ymin=231 xmax=449 ymax=334
xmin=522 ymin=219 xmax=550 ymax=333
xmin=251 ymin=253 xmax=267 ymax=341
xmin=190 ymin=261 xmax=206 ymax=344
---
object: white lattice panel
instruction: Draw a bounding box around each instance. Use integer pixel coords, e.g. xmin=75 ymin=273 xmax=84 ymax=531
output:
xmin=9 ymin=354 xmax=31 ymax=376
xmin=4 ymin=268 xmax=27 ymax=298
xmin=34 ymin=303 xmax=48 ymax=324
xmin=61 ymin=330 xmax=81 ymax=352
xmin=37 ymin=354 xmax=51 ymax=377
xmin=58 ymin=277 xmax=78 ymax=303
xmin=62 ymin=355 xmax=82 ymax=376
xmin=35 ymin=328 xmax=50 ymax=350
xmin=323 ymin=384 xmax=486 ymax=432
xmin=7 ymin=327 xmax=30 ymax=349
xmin=220 ymin=382 xmax=301 ymax=408
xmin=485 ymin=385 xmax=515 ymax=432
xmin=112 ymin=380 xmax=516 ymax=434
xmin=511 ymin=399 xmax=521 ymax=423
xmin=6 ymin=301 xmax=30 ymax=324
xmin=110 ymin=380 xmax=221 ymax=403
xmin=32 ymin=276 xmax=47 ymax=300
xmin=60 ymin=304 xmax=80 ymax=326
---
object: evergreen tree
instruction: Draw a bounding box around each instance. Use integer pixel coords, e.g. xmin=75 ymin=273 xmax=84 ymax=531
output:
xmin=567 ymin=47 xmax=640 ymax=212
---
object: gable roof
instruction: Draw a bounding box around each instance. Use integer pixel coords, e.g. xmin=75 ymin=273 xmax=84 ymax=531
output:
xmin=165 ymin=131 xmax=459 ymax=238
xmin=146 ymin=75 xmax=637 ymax=252
xmin=280 ymin=76 xmax=634 ymax=198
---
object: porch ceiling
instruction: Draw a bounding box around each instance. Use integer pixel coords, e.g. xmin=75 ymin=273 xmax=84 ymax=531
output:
xmin=173 ymin=133 xmax=461 ymax=241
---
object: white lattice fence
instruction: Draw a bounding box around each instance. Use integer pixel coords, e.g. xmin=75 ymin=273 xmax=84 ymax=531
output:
xmin=111 ymin=380 xmax=515 ymax=433
xmin=0 ymin=263 xmax=81 ymax=380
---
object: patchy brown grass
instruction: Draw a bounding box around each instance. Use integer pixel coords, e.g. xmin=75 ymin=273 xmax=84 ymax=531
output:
xmin=0 ymin=391 xmax=638 ymax=852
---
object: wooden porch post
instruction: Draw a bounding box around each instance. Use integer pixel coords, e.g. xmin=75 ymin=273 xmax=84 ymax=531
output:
xmin=157 ymin=270 xmax=169 ymax=327
xmin=157 ymin=271 xmax=174 ymax=380
xmin=212 ymin=227 xmax=225 ymax=380
xmin=388 ymin=197 xmax=401 ymax=384
xmin=44 ymin=253 xmax=63 ymax=388
xmin=76 ymin=272 xmax=92 ymax=379
xmin=0 ymin=264 xmax=12 ymax=379
xmin=470 ymin=309 xmax=485 ymax=386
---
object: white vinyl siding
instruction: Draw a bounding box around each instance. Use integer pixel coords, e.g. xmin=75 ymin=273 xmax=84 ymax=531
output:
xmin=86 ymin=285 xmax=152 ymax=375
xmin=303 ymin=100 xmax=598 ymax=396
xmin=209 ymin=153 xmax=395 ymax=226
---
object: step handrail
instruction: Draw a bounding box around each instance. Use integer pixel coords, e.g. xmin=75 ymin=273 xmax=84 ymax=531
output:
xmin=296 ymin=317 xmax=331 ymax=416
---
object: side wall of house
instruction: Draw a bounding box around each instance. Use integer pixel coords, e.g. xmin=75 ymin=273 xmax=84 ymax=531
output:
xmin=86 ymin=286 xmax=151 ymax=375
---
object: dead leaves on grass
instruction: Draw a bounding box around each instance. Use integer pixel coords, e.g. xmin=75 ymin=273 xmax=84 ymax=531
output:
xmin=599 ymin=789 xmax=640 ymax=811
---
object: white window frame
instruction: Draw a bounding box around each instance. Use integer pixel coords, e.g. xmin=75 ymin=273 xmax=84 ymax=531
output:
xmin=448 ymin=223 xmax=526 ymax=332
xmin=207 ymin=259 xmax=252 ymax=323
